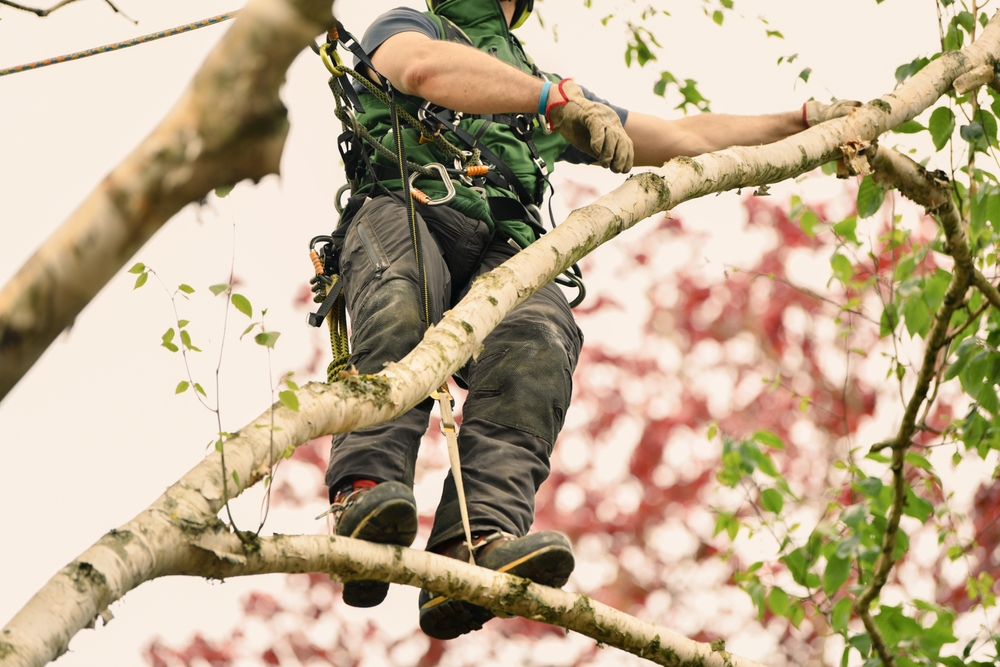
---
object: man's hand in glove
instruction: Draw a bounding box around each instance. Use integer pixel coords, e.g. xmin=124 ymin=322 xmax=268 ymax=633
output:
xmin=545 ymin=79 xmax=634 ymax=173
xmin=803 ymin=99 xmax=863 ymax=127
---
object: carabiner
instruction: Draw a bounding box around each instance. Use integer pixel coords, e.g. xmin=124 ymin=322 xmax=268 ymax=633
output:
xmin=409 ymin=163 xmax=456 ymax=206
xmin=319 ymin=43 xmax=346 ymax=77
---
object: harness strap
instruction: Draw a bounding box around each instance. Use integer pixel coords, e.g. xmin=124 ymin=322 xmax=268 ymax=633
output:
xmin=423 ymin=108 xmax=537 ymax=206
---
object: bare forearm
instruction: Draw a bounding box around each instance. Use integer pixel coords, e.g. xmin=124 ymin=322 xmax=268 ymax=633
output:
xmin=626 ymin=110 xmax=807 ymax=166
xmin=673 ymin=111 xmax=805 ymax=151
xmin=373 ymin=35 xmax=544 ymax=114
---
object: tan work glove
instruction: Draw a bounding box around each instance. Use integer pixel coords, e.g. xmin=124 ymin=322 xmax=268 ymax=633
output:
xmin=545 ymin=79 xmax=634 ymax=173
xmin=803 ymin=99 xmax=863 ymax=127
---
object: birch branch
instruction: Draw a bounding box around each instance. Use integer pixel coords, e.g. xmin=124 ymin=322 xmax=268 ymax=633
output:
xmin=0 ymin=0 xmax=334 ymax=400
xmin=855 ymin=146 xmax=976 ymax=667
xmin=5 ymin=10 xmax=1000 ymax=667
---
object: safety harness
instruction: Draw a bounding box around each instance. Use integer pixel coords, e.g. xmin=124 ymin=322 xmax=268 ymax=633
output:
xmin=308 ymin=19 xmax=583 ymax=559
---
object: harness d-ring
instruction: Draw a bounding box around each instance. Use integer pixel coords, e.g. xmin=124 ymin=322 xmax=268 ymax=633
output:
xmin=409 ymin=163 xmax=456 ymax=206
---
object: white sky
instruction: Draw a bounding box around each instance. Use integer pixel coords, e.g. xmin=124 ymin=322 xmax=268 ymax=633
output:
xmin=0 ymin=1 xmax=943 ymax=665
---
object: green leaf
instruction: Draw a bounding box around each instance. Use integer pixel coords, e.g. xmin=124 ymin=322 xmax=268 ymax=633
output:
xmin=161 ymin=328 xmax=178 ymax=353
xmin=255 ymin=331 xmax=281 ymax=349
xmin=824 ymin=555 xmax=851 ymax=595
xmin=760 ymin=488 xmax=784 ymax=513
xmin=766 ymin=29 xmax=783 ymax=38
xmin=719 ymin=0 xmax=733 ymax=8
xmin=945 ymin=338 xmax=979 ymax=381
xmin=929 ymin=107 xmax=956 ymax=151
xmin=857 ymin=176 xmax=885 ymax=218
xmin=231 ymin=293 xmax=253 ymax=318
xmin=767 ymin=586 xmax=788 ymax=616
xmin=961 ymin=122 xmax=989 ymax=153
xmin=133 ymin=272 xmax=148 ymax=290
xmin=781 ymin=547 xmax=818 ymax=588
xmin=904 ymin=452 xmax=933 ymax=471
xmin=241 ymin=323 xmax=257 ymax=339
xmin=944 ymin=18 xmax=963 ymax=50
xmin=675 ymin=79 xmax=710 ymax=113
xmin=880 ymin=302 xmax=898 ymax=338
xmin=179 ymin=329 xmax=201 ymax=352
xmin=833 ymin=216 xmax=859 ymax=244
xmin=957 ymin=10 xmax=975 ymax=33
xmin=653 ymin=70 xmax=677 ymax=97
xmin=175 ymin=381 xmax=189 ymax=394
xmin=128 ymin=262 xmax=146 ymax=274
xmin=831 ymin=253 xmax=853 ymax=284
xmin=903 ymin=486 xmax=934 ymax=523
xmin=194 ymin=383 xmax=207 ymax=397
xmin=895 ymin=57 xmax=930 ymax=85
xmin=177 ymin=319 xmax=190 ymax=328
xmin=232 ymin=469 xmax=240 ymax=486
xmin=891 ymin=119 xmax=925 ymax=134
xmin=209 ymin=284 xmax=230 ymax=296
xmin=798 ymin=67 xmax=812 ymax=83
xmin=902 ymin=291 xmax=932 ymax=338
xmin=279 ymin=390 xmax=300 ymax=412
xmin=800 ymin=210 xmax=819 ymax=236
xmin=285 ymin=379 xmax=299 ymax=391
xmin=853 ymin=476 xmax=883 ymax=498
xmin=712 ymin=9 xmax=723 ymax=24
xmin=767 ymin=586 xmax=789 ymax=616
xmin=948 ymin=545 xmax=964 ymax=561
xmin=714 ymin=511 xmax=740 ymax=540
xmin=178 ymin=284 xmax=195 ymax=294
xmin=978 ymin=381 xmax=999 ymax=415
xmin=840 ymin=503 xmax=868 ymax=529
xmin=215 ymin=184 xmax=234 ymax=198
xmin=753 ymin=429 xmax=785 ymax=450
xmin=832 ymin=597 xmax=852 ymax=633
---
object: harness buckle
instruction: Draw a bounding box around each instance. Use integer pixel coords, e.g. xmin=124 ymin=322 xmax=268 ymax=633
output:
xmin=409 ymin=163 xmax=456 ymax=206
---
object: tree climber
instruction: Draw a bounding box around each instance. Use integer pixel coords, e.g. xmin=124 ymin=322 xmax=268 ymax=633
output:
xmin=316 ymin=0 xmax=858 ymax=640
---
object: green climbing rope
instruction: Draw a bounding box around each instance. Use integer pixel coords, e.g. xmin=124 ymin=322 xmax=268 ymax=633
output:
xmin=0 ymin=11 xmax=239 ymax=78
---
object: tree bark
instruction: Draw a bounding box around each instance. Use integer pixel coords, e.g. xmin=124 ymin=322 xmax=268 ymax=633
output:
xmin=5 ymin=9 xmax=1000 ymax=667
xmin=0 ymin=0 xmax=334 ymax=401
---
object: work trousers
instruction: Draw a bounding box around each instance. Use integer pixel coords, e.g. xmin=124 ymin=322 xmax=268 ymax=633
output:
xmin=324 ymin=195 xmax=583 ymax=550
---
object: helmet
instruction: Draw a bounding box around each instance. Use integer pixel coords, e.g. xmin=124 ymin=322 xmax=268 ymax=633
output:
xmin=509 ymin=0 xmax=533 ymax=29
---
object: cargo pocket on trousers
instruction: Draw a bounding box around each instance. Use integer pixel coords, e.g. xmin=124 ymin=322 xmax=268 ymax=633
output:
xmin=348 ymin=216 xmax=392 ymax=312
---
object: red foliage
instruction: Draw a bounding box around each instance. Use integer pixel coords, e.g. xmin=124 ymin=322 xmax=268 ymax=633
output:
xmin=150 ymin=188 xmax=986 ymax=667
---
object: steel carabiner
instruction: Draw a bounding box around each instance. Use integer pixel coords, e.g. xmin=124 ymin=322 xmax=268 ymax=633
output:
xmin=409 ymin=163 xmax=456 ymax=206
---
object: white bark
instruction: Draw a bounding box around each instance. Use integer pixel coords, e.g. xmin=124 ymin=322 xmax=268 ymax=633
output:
xmin=0 ymin=0 xmax=333 ymax=400
xmin=5 ymin=9 xmax=1000 ymax=667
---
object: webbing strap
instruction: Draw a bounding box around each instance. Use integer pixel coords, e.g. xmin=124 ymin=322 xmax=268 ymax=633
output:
xmin=433 ymin=384 xmax=475 ymax=565
xmin=424 ymin=108 xmax=537 ymax=206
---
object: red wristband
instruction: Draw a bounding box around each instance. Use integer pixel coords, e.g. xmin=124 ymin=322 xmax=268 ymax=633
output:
xmin=545 ymin=78 xmax=573 ymax=131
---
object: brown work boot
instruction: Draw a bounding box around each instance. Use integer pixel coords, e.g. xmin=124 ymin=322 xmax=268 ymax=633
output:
xmin=326 ymin=479 xmax=418 ymax=607
xmin=418 ymin=531 xmax=574 ymax=639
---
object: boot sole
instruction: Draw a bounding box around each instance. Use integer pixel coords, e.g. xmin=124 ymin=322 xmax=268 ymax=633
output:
xmin=419 ymin=538 xmax=574 ymax=639
xmin=337 ymin=484 xmax=418 ymax=608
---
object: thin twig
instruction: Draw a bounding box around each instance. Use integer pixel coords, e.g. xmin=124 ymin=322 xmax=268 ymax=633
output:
xmin=0 ymin=0 xmax=134 ymax=21
xmin=0 ymin=0 xmax=79 ymax=16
